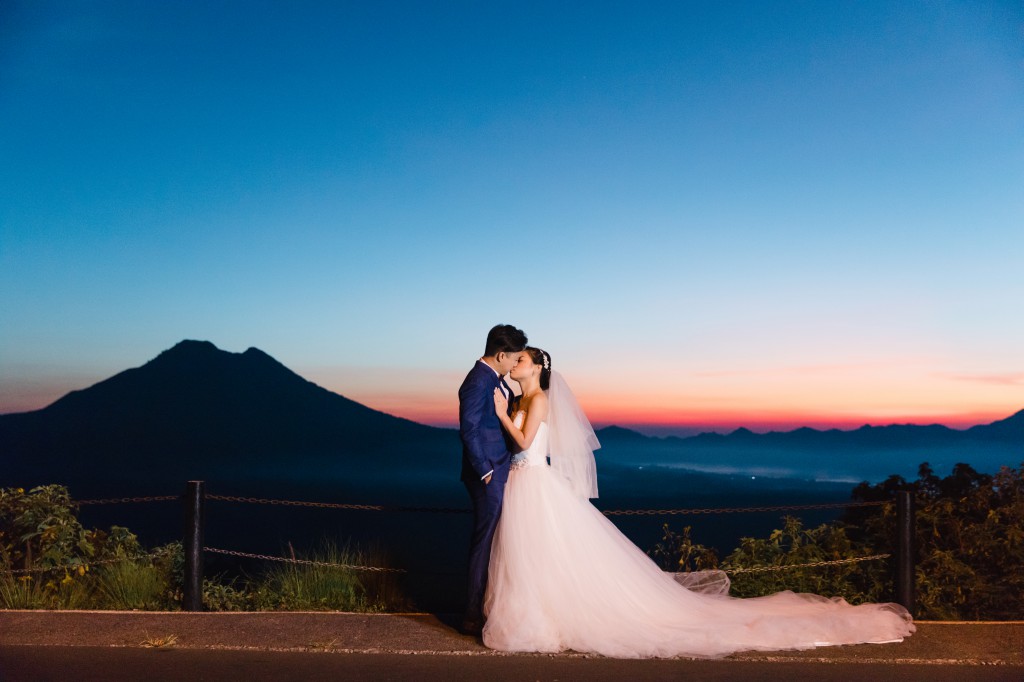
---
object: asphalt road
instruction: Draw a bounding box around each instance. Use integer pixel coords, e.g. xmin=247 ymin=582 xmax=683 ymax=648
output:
xmin=1 ymin=611 xmax=1022 ymax=681
xmin=2 ymin=645 xmax=1023 ymax=682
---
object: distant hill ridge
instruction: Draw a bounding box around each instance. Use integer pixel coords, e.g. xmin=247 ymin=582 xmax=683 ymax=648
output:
xmin=597 ymin=409 xmax=1024 ymax=448
xmin=1 ymin=340 xmax=1020 ymax=491
xmin=593 ymin=407 xmax=1021 ymax=482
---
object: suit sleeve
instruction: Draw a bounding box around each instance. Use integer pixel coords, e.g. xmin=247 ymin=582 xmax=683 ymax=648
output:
xmin=459 ymin=376 xmax=494 ymax=479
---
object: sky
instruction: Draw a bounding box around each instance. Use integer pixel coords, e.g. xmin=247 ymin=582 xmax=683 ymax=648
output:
xmin=1 ymin=1 xmax=1022 ymax=435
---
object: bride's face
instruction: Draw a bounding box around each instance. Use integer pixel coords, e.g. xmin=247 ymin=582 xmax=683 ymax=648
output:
xmin=510 ymin=353 xmax=540 ymax=382
xmin=495 ymin=351 xmax=521 ymax=375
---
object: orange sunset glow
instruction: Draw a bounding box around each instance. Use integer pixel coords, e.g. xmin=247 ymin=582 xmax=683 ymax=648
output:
xmin=329 ymin=362 xmax=1021 ymax=435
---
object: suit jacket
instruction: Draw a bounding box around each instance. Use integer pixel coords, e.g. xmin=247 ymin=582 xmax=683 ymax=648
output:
xmin=459 ymin=361 xmax=514 ymax=482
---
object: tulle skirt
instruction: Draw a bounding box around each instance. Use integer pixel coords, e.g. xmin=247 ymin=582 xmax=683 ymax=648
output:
xmin=482 ymin=464 xmax=914 ymax=658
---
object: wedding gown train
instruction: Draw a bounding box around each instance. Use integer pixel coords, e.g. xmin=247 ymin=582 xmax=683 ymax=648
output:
xmin=482 ymin=417 xmax=914 ymax=659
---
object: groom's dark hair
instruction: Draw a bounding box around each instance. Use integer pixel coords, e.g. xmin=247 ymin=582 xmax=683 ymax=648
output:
xmin=484 ymin=324 xmax=527 ymax=356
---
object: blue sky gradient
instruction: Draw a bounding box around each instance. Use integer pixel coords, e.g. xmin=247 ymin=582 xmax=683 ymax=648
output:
xmin=2 ymin=1 xmax=1022 ymax=431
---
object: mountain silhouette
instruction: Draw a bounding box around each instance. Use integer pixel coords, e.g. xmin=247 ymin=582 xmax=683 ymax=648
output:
xmin=965 ymin=409 xmax=1024 ymax=440
xmin=598 ymin=410 xmax=1023 ymax=450
xmin=594 ymin=409 xmax=1022 ymax=481
xmin=0 ymin=340 xmax=457 ymax=491
xmin=2 ymin=340 xmax=1020 ymax=494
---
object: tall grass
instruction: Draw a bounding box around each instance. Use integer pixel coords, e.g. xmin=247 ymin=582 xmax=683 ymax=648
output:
xmin=95 ymin=561 xmax=168 ymax=610
xmin=251 ymin=541 xmax=407 ymax=612
xmin=0 ymin=571 xmax=93 ymax=609
xmin=0 ymin=575 xmax=51 ymax=609
xmin=0 ymin=540 xmax=409 ymax=612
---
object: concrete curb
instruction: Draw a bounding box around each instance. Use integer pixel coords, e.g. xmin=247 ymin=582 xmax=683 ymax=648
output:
xmin=1 ymin=611 xmax=1022 ymax=665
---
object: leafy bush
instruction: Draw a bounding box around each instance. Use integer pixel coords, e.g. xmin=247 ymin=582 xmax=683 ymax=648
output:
xmin=721 ymin=516 xmax=891 ymax=602
xmin=650 ymin=517 xmax=890 ymax=602
xmin=1 ymin=486 xmax=407 ymax=612
xmin=0 ymin=485 xmax=93 ymax=573
xmin=651 ymin=463 xmax=1024 ymax=620
xmin=848 ymin=462 xmax=1024 ymax=620
xmin=202 ymin=577 xmax=250 ymax=611
xmin=649 ymin=524 xmax=719 ymax=572
xmin=1 ymin=486 xmax=118 ymax=609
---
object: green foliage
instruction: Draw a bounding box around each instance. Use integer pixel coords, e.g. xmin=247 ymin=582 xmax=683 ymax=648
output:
xmin=245 ymin=542 xmax=408 ymax=612
xmin=0 ymin=572 xmax=50 ymax=609
xmin=0 ymin=486 xmax=148 ymax=609
xmin=1 ymin=486 xmax=408 ymax=612
xmin=848 ymin=462 xmax=1024 ymax=620
xmin=156 ymin=541 xmax=185 ymax=605
xmin=650 ymin=463 xmax=1024 ymax=620
xmin=649 ymin=525 xmax=718 ymax=572
xmin=95 ymin=560 xmax=167 ymax=610
xmin=721 ymin=517 xmax=890 ymax=602
xmin=0 ymin=485 xmax=92 ymax=573
xmin=258 ymin=558 xmax=361 ymax=610
xmin=190 ymin=541 xmax=409 ymax=612
xmin=202 ymin=577 xmax=250 ymax=611
xmin=650 ymin=517 xmax=889 ymax=603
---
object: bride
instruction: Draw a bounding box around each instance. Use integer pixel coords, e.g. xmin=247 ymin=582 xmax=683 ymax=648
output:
xmin=482 ymin=347 xmax=914 ymax=659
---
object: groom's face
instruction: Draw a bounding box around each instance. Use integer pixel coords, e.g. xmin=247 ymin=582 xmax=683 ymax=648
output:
xmin=495 ymin=351 xmax=521 ymax=375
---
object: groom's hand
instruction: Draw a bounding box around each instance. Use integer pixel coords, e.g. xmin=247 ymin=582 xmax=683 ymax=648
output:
xmin=483 ymin=473 xmax=493 ymax=485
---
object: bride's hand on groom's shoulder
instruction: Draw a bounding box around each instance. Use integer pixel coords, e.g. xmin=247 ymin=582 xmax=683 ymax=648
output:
xmin=493 ymin=388 xmax=508 ymax=416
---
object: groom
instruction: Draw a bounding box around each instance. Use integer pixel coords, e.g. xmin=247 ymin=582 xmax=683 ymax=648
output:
xmin=459 ymin=323 xmax=527 ymax=635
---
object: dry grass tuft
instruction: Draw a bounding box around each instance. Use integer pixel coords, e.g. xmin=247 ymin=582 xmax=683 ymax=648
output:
xmin=140 ymin=633 xmax=178 ymax=649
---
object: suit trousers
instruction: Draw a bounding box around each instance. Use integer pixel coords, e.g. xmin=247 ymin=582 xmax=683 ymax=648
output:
xmin=463 ymin=466 xmax=508 ymax=621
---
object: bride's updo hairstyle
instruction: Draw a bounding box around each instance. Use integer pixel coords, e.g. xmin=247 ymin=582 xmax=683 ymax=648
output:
xmin=524 ymin=347 xmax=552 ymax=390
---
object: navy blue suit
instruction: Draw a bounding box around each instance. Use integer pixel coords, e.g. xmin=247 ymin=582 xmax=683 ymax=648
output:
xmin=459 ymin=361 xmax=514 ymax=623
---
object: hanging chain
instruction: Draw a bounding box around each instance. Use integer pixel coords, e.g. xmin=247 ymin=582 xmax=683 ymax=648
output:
xmin=3 ymin=548 xmax=177 ymax=576
xmin=205 ymin=494 xmax=886 ymax=516
xmin=723 ymin=554 xmax=892 ymax=575
xmin=75 ymin=495 xmax=180 ymax=505
xmin=204 ymin=547 xmax=406 ymax=573
xmin=602 ymin=500 xmax=887 ymax=516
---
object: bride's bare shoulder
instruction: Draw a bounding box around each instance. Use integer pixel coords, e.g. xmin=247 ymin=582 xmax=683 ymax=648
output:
xmin=531 ymin=391 xmax=549 ymax=415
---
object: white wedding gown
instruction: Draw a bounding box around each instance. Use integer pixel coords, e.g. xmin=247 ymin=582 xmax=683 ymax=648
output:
xmin=482 ymin=414 xmax=915 ymax=658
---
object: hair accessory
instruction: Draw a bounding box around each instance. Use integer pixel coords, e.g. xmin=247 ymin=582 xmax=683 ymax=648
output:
xmin=542 ymin=351 xmax=550 ymax=371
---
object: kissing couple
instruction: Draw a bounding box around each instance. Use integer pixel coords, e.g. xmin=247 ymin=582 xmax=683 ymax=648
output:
xmin=458 ymin=324 xmax=914 ymax=658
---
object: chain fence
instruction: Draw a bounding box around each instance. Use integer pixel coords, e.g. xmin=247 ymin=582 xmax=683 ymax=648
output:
xmin=3 ymin=548 xmax=177 ymax=576
xmin=64 ymin=491 xmax=888 ymax=516
xmin=204 ymin=547 xmax=407 ymax=573
xmin=602 ymin=500 xmax=887 ymax=516
xmin=722 ymin=553 xmax=891 ymax=575
xmin=0 ymin=488 xmax=895 ymax=580
xmin=75 ymin=495 xmax=180 ymax=505
xmin=204 ymin=493 xmax=888 ymax=517
xmin=205 ymin=549 xmax=890 ymax=577
xmin=206 ymin=494 xmax=470 ymax=514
